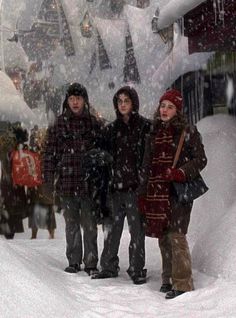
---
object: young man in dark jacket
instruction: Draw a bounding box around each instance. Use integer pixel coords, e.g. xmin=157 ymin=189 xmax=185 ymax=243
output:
xmin=43 ymin=83 xmax=103 ymax=275
xmin=92 ymin=86 xmax=151 ymax=284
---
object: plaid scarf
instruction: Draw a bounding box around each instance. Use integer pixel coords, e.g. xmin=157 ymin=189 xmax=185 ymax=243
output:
xmin=144 ymin=125 xmax=175 ymax=238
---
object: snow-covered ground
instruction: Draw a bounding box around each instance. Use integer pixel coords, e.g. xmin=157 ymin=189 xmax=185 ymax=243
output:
xmin=1 ymin=113 xmax=236 ymax=318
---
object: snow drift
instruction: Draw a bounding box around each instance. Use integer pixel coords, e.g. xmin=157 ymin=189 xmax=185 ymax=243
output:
xmin=190 ymin=114 xmax=236 ymax=281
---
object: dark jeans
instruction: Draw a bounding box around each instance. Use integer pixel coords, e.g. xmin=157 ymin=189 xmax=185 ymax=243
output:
xmin=100 ymin=191 xmax=146 ymax=276
xmin=61 ymin=196 xmax=98 ymax=269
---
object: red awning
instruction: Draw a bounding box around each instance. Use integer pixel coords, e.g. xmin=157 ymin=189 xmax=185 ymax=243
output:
xmin=184 ymin=0 xmax=236 ymax=53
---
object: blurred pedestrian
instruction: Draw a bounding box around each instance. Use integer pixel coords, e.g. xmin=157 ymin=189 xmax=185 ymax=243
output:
xmin=27 ymin=125 xmax=56 ymax=239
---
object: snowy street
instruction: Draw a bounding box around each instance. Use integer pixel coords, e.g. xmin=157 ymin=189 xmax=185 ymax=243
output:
xmin=1 ymin=114 xmax=236 ymax=318
xmin=1 ymin=215 xmax=236 ymax=318
xmin=1 ymin=0 xmax=236 ymax=316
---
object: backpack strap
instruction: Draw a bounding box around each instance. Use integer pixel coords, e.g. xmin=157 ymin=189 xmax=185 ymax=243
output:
xmin=172 ymin=130 xmax=185 ymax=169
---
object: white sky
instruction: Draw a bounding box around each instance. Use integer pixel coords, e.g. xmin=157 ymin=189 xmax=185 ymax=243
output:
xmin=1 ymin=113 xmax=236 ymax=318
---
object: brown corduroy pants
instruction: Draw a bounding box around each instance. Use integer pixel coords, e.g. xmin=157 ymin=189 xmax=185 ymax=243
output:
xmin=158 ymin=232 xmax=194 ymax=292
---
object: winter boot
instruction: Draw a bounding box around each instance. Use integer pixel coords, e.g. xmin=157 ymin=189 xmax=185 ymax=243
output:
xmin=160 ymin=283 xmax=172 ymax=293
xmin=4 ymin=233 xmax=15 ymax=239
xmin=91 ymin=270 xmax=118 ymax=279
xmin=64 ymin=264 xmax=81 ymax=273
xmin=165 ymin=290 xmax=185 ymax=299
xmin=84 ymin=267 xmax=99 ymax=276
xmin=127 ymin=269 xmax=147 ymax=285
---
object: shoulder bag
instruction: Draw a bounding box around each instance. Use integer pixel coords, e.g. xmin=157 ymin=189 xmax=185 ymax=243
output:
xmin=172 ymin=130 xmax=208 ymax=203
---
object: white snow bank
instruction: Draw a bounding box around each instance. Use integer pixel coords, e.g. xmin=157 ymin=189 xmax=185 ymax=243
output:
xmin=190 ymin=114 xmax=236 ymax=280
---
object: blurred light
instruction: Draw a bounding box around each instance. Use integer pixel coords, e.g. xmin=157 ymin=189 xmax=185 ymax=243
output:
xmin=80 ymin=12 xmax=93 ymax=38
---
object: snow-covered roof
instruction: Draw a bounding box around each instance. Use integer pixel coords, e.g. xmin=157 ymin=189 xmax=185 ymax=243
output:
xmin=151 ymin=33 xmax=212 ymax=99
xmin=156 ymin=0 xmax=207 ymax=30
xmin=0 ymin=71 xmax=38 ymax=127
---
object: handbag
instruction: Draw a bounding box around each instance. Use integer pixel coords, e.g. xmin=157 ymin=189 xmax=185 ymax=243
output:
xmin=172 ymin=130 xmax=208 ymax=204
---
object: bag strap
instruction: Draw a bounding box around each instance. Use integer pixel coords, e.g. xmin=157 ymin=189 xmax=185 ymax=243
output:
xmin=172 ymin=130 xmax=185 ymax=168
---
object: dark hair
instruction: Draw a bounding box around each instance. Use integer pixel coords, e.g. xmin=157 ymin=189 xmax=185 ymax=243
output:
xmin=113 ymin=86 xmax=139 ymax=116
xmin=12 ymin=126 xmax=28 ymax=144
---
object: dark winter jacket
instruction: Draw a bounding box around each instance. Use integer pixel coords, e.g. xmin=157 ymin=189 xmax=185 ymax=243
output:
xmin=140 ymin=114 xmax=207 ymax=234
xmin=82 ymin=148 xmax=113 ymax=222
xmin=43 ymin=107 xmax=103 ymax=197
xmin=103 ymin=86 xmax=151 ymax=192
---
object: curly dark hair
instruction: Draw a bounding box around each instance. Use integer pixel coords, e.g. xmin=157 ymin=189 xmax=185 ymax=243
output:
xmin=12 ymin=125 xmax=28 ymax=144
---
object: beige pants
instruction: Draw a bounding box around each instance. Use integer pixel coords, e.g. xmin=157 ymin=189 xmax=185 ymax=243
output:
xmin=158 ymin=232 xmax=194 ymax=291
